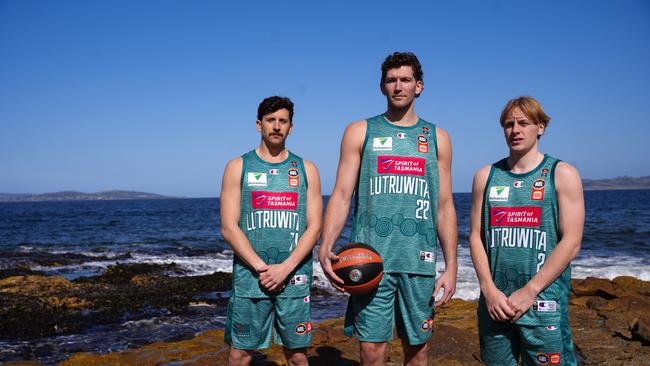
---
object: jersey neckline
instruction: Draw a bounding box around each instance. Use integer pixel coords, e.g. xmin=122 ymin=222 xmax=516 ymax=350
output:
xmin=501 ymin=154 xmax=549 ymax=178
xmin=379 ymin=114 xmax=424 ymax=130
xmin=251 ymin=149 xmax=292 ymax=167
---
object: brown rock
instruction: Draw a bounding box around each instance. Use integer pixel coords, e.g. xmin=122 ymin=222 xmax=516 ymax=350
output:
xmin=632 ymin=316 xmax=650 ymax=346
xmin=612 ymin=276 xmax=650 ymax=297
xmin=572 ymin=277 xmax=623 ymax=298
xmin=9 ymin=276 xmax=650 ymax=365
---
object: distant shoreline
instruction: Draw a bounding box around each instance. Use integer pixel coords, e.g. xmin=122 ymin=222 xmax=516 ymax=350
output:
xmin=1 ymin=176 xmax=649 ymax=202
xmin=0 ymin=190 xmax=180 ymax=202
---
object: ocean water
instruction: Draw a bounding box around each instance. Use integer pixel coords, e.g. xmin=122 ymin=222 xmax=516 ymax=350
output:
xmin=1 ymin=190 xmax=649 ymax=364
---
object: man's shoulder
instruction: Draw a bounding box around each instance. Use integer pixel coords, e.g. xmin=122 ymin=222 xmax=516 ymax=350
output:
xmin=224 ymin=156 xmax=244 ymax=174
xmin=554 ymin=161 xmax=581 ymax=185
xmin=347 ymin=119 xmax=368 ymax=130
xmin=342 ymin=119 xmax=368 ymax=142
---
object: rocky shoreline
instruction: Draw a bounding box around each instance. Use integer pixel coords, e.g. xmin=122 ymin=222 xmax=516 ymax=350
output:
xmin=1 ymin=266 xmax=649 ymax=365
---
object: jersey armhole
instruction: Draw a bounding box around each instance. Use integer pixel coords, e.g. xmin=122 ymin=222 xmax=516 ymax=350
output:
xmin=298 ymin=157 xmax=309 ymax=190
xmin=481 ymin=164 xmax=497 ymax=245
xmin=432 ymin=123 xmax=439 ymax=158
xmin=239 ymin=155 xmax=246 ymax=190
xmin=356 ymin=119 xmax=370 ymax=194
xmin=360 ymin=119 xmax=370 ymax=156
xmin=550 ymin=159 xmax=562 ymax=231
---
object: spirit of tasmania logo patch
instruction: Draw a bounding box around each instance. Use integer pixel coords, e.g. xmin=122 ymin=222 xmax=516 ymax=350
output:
xmin=251 ymin=191 xmax=298 ymax=210
xmin=377 ymin=156 xmax=425 ymax=176
xmin=490 ymin=207 xmax=542 ymax=227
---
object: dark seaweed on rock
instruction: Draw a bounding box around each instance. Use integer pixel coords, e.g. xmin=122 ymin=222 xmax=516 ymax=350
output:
xmin=0 ymin=263 xmax=232 ymax=340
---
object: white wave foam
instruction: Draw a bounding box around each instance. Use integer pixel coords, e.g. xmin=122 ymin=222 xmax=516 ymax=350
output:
xmin=572 ymin=255 xmax=650 ymax=281
xmin=29 ymin=247 xmax=649 ymax=299
xmin=31 ymin=252 xmax=234 ymax=279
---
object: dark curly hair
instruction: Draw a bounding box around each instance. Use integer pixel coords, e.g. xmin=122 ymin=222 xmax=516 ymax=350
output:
xmin=257 ymin=96 xmax=294 ymax=123
xmin=380 ymin=52 xmax=423 ymax=84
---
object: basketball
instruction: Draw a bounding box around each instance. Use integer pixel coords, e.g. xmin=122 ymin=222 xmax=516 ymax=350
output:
xmin=332 ymin=242 xmax=383 ymax=295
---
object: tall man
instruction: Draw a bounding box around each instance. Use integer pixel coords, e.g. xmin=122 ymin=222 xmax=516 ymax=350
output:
xmin=220 ymin=96 xmax=322 ymax=366
xmin=318 ymin=52 xmax=458 ymax=366
xmin=469 ymin=96 xmax=584 ymax=366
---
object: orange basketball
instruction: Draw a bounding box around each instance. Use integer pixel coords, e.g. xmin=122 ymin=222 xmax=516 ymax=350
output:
xmin=332 ymin=242 xmax=383 ymax=295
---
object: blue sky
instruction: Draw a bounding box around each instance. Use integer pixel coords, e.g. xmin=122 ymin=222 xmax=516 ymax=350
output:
xmin=1 ymin=0 xmax=649 ymax=197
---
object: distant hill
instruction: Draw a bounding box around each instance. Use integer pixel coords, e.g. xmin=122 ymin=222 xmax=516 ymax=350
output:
xmin=582 ymin=176 xmax=650 ymax=190
xmin=0 ymin=190 xmax=177 ymax=202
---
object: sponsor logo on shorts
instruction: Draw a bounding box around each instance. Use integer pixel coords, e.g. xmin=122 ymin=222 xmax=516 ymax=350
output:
xmin=377 ymin=156 xmax=425 ymax=176
xmin=536 ymin=353 xmax=550 ymax=364
xmin=251 ymin=191 xmax=298 ymax=210
xmin=537 ymin=352 xmax=561 ymax=365
xmin=419 ymin=251 xmax=434 ymax=262
xmin=234 ymin=323 xmax=250 ymax=337
xmin=396 ymin=132 xmax=407 ymax=139
xmin=349 ymin=269 xmax=362 ymax=282
xmin=269 ymin=169 xmax=279 ymax=175
xmin=290 ymin=274 xmax=308 ymax=285
xmin=373 ymin=137 xmax=393 ymax=151
xmin=295 ymin=322 xmax=312 ymax=335
xmin=533 ymin=300 xmax=557 ymax=312
xmin=490 ymin=207 xmax=542 ymax=227
xmin=489 ymin=186 xmax=509 ymax=201
xmin=247 ymin=172 xmax=267 ymax=187
xmin=546 ymin=325 xmax=557 ymax=331
xmin=513 ymin=180 xmax=524 ymax=188
xmin=303 ymin=296 xmax=310 ymax=303
xmin=549 ymin=353 xmax=561 ymax=365
xmin=421 ymin=318 xmax=433 ymax=331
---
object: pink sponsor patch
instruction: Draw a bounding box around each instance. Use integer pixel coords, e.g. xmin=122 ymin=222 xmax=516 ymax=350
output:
xmin=377 ymin=156 xmax=425 ymax=176
xmin=490 ymin=207 xmax=542 ymax=227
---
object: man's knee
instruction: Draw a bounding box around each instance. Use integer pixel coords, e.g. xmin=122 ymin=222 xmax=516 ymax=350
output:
xmin=284 ymin=347 xmax=308 ymax=366
xmin=360 ymin=342 xmax=387 ymax=365
xmin=228 ymin=347 xmax=253 ymax=366
xmin=403 ymin=342 xmax=428 ymax=366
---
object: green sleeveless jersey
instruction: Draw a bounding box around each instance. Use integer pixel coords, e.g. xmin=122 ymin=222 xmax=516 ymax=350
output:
xmin=234 ymin=150 xmax=311 ymax=298
xmin=351 ymin=114 xmax=439 ymax=275
xmin=482 ymin=154 xmax=571 ymax=325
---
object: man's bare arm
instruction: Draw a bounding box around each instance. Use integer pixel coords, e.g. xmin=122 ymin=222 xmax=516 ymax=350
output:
xmin=220 ymin=158 xmax=267 ymax=272
xmin=318 ymin=120 xmax=366 ymax=290
xmin=432 ymin=127 xmax=458 ymax=306
xmin=469 ymin=165 xmax=516 ymax=321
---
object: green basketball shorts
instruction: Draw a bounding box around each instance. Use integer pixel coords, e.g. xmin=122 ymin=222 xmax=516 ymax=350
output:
xmin=478 ymin=297 xmax=577 ymax=365
xmin=344 ymin=272 xmax=436 ymax=345
xmin=225 ymin=295 xmax=312 ymax=350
